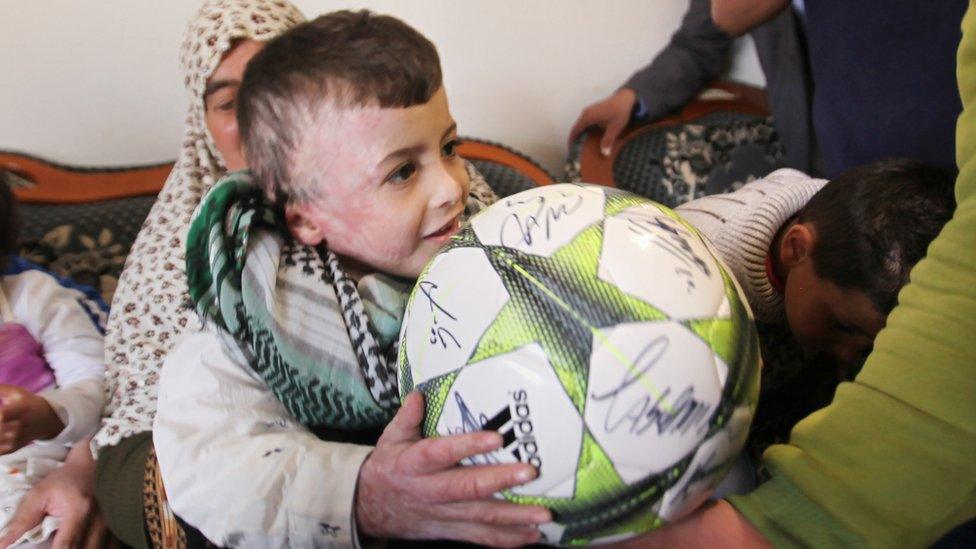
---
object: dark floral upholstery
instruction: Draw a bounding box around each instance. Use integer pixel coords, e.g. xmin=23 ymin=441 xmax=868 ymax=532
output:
xmin=566 ymin=112 xmax=787 ymax=208
xmin=9 ymin=141 xmax=549 ymax=307
xmin=469 ymin=159 xmax=542 ymax=198
xmin=16 ymin=196 xmax=158 ymax=305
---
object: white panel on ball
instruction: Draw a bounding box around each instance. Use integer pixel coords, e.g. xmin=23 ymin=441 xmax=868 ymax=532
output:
xmin=405 ymin=247 xmax=509 ymax=386
xmin=657 ymin=404 xmax=753 ymax=522
xmin=472 ymin=184 xmax=606 ymax=257
xmin=600 ymin=205 xmax=727 ymax=320
xmin=584 ymin=321 xmax=726 ymax=483
xmin=435 ymin=343 xmax=583 ymax=498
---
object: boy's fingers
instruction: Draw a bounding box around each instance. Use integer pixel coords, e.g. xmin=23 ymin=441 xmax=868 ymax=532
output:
xmin=404 ymin=431 xmax=502 ymax=475
xmin=378 ymin=392 xmax=425 ymax=445
xmin=435 ymin=500 xmax=551 ymax=525
xmin=428 ymin=462 xmax=537 ymax=501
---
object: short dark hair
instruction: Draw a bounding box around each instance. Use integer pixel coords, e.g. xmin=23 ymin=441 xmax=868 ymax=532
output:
xmin=1 ymin=174 xmax=20 ymax=271
xmin=237 ymin=10 xmax=443 ymax=205
xmin=798 ymin=158 xmax=956 ymax=314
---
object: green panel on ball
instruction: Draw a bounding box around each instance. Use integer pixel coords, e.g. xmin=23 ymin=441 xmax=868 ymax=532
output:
xmin=571 ymin=430 xmax=627 ymax=502
xmin=683 ymin=317 xmax=739 ymax=369
xmin=397 ymin=350 xmax=414 ymax=395
xmin=568 ymin=503 xmax=665 ymax=546
xmin=602 ymin=189 xmax=654 ymax=218
xmin=417 ymin=370 xmax=460 ymax=438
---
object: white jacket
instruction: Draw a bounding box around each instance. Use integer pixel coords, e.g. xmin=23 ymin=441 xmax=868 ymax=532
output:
xmin=153 ymin=328 xmax=372 ymax=548
xmin=0 ymin=269 xmax=105 ymax=462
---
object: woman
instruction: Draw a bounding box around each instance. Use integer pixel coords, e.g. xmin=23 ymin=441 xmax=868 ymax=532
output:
xmin=95 ymin=2 xmax=303 ymax=547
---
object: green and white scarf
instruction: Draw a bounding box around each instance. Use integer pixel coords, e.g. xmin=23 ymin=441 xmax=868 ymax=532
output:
xmin=185 ymin=164 xmax=495 ymax=431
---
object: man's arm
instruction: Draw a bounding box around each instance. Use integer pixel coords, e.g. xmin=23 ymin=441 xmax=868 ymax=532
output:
xmin=570 ymin=0 xmax=734 ymax=154
xmin=623 ymin=0 xmax=734 ymax=122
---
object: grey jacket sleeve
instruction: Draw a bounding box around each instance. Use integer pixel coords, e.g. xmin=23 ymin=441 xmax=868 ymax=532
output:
xmin=623 ymin=0 xmax=734 ymax=121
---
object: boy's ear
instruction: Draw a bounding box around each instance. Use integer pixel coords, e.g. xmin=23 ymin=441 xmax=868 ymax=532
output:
xmin=284 ymin=202 xmax=327 ymax=246
xmin=779 ymin=222 xmax=816 ymax=269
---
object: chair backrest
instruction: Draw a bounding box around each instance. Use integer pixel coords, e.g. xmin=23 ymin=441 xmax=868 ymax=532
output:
xmin=1 ymin=139 xmax=553 ymax=305
xmin=458 ymin=137 xmax=554 ymax=197
xmin=2 ymin=151 xmax=171 ymax=305
xmin=569 ymin=81 xmax=787 ymax=208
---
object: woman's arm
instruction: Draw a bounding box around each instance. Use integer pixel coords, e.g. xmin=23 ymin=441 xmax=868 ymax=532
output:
xmin=0 ymin=438 xmax=110 ymax=548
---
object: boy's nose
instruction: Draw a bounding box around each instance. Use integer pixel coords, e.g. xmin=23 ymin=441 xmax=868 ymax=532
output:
xmin=431 ymin=165 xmax=465 ymax=209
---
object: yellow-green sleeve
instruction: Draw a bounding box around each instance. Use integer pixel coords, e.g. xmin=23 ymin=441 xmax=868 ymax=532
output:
xmin=727 ymin=5 xmax=976 ymax=547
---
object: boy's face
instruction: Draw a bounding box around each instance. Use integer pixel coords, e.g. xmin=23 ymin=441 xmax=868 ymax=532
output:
xmin=286 ymin=87 xmax=469 ymax=278
xmin=783 ymin=259 xmax=886 ymax=368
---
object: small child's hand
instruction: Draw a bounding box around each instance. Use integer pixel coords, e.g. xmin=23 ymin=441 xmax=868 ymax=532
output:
xmin=0 ymin=384 xmax=64 ymax=454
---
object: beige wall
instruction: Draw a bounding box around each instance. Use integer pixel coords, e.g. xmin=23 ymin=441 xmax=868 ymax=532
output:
xmin=0 ymin=0 xmax=763 ymax=174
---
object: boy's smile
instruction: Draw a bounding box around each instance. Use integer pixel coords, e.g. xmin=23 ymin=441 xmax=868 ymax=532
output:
xmin=285 ymin=86 xmax=470 ymax=278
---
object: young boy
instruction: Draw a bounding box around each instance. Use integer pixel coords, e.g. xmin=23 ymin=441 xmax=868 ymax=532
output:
xmin=676 ymin=160 xmax=956 ymax=452
xmin=153 ymin=11 xmax=549 ymax=548
xmin=0 ymin=179 xmax=106 ymax=547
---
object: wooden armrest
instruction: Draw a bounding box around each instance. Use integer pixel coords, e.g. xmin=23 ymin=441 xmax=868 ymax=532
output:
xmin=0 ymin=150 xmax=173 ymax=204
xmin=3 ymin=139 xmax=551 ymax=205
xmin=458 ymin=139 xmax=555 ymax=187
xmin=579 ymin=80 xmax=771 ymax=186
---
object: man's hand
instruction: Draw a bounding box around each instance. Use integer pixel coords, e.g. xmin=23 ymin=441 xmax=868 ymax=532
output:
xmin=569 ymin=88 xmax=638 ymax=157
xmin=0 ymin=384 xmax=64 ymax=454
xmin=0 ymin=439 xmax=112 ymax=549
xmin=356 ymin=392 xmax=552 ymax=547
xmin=605 ymin=500 xmax=771 ymax=548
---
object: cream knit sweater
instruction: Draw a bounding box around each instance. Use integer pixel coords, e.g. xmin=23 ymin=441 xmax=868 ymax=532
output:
xmin=675 ymin=168 xmax=828 ymax=324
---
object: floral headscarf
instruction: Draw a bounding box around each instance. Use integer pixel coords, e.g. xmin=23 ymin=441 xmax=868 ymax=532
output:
xmin=94 ymin=0 xmax=305 ymax=451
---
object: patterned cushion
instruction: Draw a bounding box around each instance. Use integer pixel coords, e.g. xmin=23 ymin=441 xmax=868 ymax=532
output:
xmin=469 ymin=159 xmax=540 ymax=198
xmin=8 ymin=139 xmax=550 ymax=308
xmin=17 ymin=196 xmax=157 ymax=305
xmin=459 ymin=137 xmax=553 ymax=197
xmin=614 ymin=112 xmax=785 ymax=207
xmin=567 ymin=112 xmax=786 ymax=208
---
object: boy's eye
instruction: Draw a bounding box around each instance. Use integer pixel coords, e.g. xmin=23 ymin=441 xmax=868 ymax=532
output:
xmin=388 ymin=162 xmax=417 ymax=184
xmin=442 ymin=139 xmax=460 ymax=157
xmin=217 ymin=100 xmax=235 ymax=113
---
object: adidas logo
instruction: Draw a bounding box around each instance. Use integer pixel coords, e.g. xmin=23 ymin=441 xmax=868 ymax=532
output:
xmin=481 ymin=390 xmax=542 ymax=469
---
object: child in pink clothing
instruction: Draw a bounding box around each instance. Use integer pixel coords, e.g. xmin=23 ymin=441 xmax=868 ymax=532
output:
xmin=0 ymin=180 xmax=105 ymax=547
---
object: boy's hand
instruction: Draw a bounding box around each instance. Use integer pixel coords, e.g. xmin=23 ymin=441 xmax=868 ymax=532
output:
xmin=356 ymin=392 xmax=551 ymax=546
xmin=0 ymin=384 xmax=65 ymax=454
xmin=569 ymin=88 xmax=638 ymax=157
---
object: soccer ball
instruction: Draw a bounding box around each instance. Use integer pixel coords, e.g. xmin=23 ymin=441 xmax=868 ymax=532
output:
xmin=397 ymin=184 xmax=760 ymax=545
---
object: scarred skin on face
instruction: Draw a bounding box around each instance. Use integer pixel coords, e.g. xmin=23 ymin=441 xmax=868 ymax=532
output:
xmin=285 ymin=86 xmax=470 ymax=278
xmin=205 ymin=39 xmax=265 ymax=170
